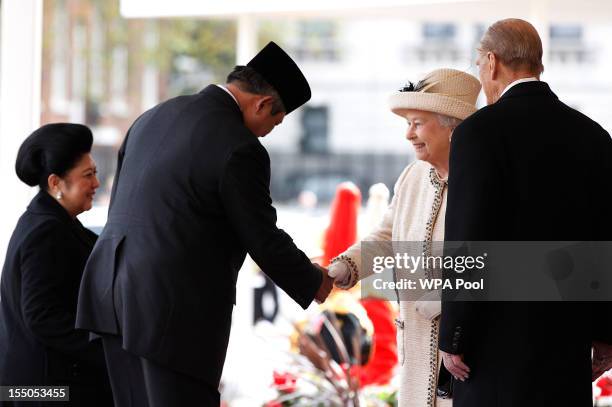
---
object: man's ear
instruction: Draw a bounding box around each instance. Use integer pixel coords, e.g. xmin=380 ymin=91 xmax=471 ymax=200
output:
xmin=488 ymin=52 xmax=498 ymax=81
xmin=254 ymin=95 xmax=274 ymax=114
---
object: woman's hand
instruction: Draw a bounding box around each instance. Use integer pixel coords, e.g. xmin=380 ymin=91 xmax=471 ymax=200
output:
xmin=327 ymin=262 xmax=350 ymax=286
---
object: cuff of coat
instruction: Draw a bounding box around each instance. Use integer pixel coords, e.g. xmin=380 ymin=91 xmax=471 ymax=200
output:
xmin=439 ymin=341 xmax=462 ymax=355
xmin=295 ymin=264 xmax=323 ymax=309
xmin=330 ymin=255 xmax=359 ymax=289
xmin=439 ymin=324 xmax=465 ymax=355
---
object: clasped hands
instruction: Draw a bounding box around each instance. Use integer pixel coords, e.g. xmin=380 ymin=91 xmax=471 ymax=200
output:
xmin=313 ymin=261 xmax=350 ymax=304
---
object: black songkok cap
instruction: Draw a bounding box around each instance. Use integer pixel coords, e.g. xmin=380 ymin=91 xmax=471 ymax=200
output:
xmin=247 ymin=41 xmax=311 ymax=114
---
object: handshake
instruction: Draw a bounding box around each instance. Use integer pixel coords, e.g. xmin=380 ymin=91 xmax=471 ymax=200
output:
xmin=313 ymin=261 xmax=351 ymax=304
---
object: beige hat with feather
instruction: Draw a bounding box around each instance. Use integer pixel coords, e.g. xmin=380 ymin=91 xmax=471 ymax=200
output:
xmin=389 ymin=68 xmax=481 ymax=120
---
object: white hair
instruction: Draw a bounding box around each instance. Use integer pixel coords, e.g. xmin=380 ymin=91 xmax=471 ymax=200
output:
xmin=436 ymin=114 xmax=462 ymax=129
xmin=480 ymin=18 xmax=544 ymax=75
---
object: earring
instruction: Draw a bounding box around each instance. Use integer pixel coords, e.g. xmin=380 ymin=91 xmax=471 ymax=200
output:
xmin=56 ymin=191 xmax=62 ymax=200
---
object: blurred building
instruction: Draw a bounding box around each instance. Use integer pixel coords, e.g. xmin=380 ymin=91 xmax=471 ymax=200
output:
xmin=37 ymin=2 xmax=612 ymax=205
xmin=39 ymin=0 xmax=236 ymax=202
xmin=265 ymin=18 xmax=612 ymax=203
xmin=40 ymin=1 xmax=162 ymax=195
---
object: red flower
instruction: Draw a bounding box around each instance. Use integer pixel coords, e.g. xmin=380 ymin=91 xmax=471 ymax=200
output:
xmin=596 ymin=374 xmax=612 ymax=397
xmin=272 ymin=371 xmax=297 ymax=393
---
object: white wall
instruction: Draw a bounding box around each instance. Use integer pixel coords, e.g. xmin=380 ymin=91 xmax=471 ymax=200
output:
xmin=0 ymin=0 xmax=43 ymax=266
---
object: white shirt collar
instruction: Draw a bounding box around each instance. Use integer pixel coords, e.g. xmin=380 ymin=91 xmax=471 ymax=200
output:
xmin=500 ymin=77 xmax=539 ymax=98
xmin=216 ymin=84 xmax=240 ymax=109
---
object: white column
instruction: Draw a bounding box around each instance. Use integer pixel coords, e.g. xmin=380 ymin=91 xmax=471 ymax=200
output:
xmin=0 ymin=0 xmax=44 ymax=266
xmin=236 ymin=14 xmax=257 ymax=64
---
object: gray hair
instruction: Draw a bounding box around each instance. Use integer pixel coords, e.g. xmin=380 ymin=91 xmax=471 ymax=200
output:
xmin=436 ymin=114 xmax=462 ymax=129
xmin=479 ymin=18 xmax=544 ymax=75
xmin=226 ymin=65 xmax=286 ymax=115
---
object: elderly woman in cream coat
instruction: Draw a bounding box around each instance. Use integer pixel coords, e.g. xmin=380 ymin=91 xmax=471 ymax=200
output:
xmin=328 ymin=69 xmax=481 ymax=407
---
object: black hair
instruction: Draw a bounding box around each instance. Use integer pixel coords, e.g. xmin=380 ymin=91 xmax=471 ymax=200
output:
xmin=15 ymin=123 xmax=94 ymax=190
xmin=226 ymin=65 xmax=286 ymax=115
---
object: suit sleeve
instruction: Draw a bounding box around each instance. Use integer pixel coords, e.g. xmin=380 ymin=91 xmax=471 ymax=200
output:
xmin=592 ymin=128 xmax=612 ymax=343
xmin=219 ymin=142 xmax=322 ymax=309
xmin=440 ymin=119 xmax=501 ymax=354
xmin=108 ymin=124 xmax=132 ymax=213
xmin=20 ymin=221 xmax=104 ymax=366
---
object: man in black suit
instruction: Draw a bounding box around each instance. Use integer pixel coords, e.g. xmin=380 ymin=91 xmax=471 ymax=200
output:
xmin=76 ymin=42 xmax=334 ymax=406
xmin=439 ymin=19 xmax=612 ymax=406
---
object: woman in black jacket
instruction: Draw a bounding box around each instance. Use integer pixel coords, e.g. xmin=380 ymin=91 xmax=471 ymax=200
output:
xmin=0 ymin=123 xmax=112 ymax=406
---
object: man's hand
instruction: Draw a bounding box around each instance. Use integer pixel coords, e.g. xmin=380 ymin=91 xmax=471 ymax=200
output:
xmin=440 ymin=350 xmax=470 ymax=382
xmin=314 ymin=264 xmax=333 ymax=304
xmin=593 ymin=341 xmax=612 ymax=381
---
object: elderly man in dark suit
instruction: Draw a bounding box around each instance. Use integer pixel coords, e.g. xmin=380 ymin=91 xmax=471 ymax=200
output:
xmin=439 ymin=19 xmax=612 ymax=407
xmin=76 ymin=42 xmax=334 ymax=406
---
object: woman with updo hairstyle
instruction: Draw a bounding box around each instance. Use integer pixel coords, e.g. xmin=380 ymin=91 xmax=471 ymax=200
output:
xmin=0 ymin=123 xmax=112 ymax=406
